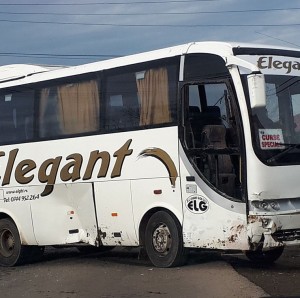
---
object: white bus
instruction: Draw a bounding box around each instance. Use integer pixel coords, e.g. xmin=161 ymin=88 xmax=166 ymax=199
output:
xmin=0 ymin=41 xmax=299 ymax=267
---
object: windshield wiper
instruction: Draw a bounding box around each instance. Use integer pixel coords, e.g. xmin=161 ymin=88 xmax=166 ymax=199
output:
xmin=267 ymin=143 xmax=300 ymax=163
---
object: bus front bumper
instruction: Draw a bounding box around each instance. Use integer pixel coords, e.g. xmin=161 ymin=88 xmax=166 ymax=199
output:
xmin=247 ymin=213 xmax=300 ymax=249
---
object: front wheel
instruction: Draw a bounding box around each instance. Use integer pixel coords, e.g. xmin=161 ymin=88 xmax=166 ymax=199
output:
xmin=245 ymin=246 xmax=284 ymax=264
xmin=144 ymin=211 xmax=188 ymax=268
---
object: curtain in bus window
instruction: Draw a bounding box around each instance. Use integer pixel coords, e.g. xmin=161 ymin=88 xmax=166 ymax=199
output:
xmin=39 ymin=88 xmax=61 ymax=137
xmin=136 ymin=67 xmax=171 ymax=126
xmin=57 ymin=80 xmax=100 ymax=134
xmin=39 ymin=87 xmax=68 ymax=137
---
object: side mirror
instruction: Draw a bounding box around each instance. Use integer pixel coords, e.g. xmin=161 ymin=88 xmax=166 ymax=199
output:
xmin=247 ymin=72 xmax=266 ymax=108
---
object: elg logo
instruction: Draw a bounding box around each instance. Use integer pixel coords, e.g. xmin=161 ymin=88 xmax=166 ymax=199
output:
xmin=186 ymin=195 xmax=209 ymax=214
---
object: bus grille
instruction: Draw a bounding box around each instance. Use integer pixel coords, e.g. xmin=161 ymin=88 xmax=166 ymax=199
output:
xmin=272 ymin=229 xmax=300 ymax=242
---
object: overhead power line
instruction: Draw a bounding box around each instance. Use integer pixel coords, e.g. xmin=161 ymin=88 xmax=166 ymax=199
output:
xmin=0 ymin=52 xmax=121 ymax=60
xmin=0 ymin=7 xmax=299 ymax=16
xmin=0 ymin=54 xmax=93 ymax=60
xmin=0 ymin=19 xmax=299 ymax=27
xmin=0 ymin=0 xmax=217 ymax=5
xmin=0 ymin=52 xmax=120 ymax=58
xmin=0 ymin=55 xmax=108 ymax=60
xmin=255 ymin=31 xmax=300 ymax=48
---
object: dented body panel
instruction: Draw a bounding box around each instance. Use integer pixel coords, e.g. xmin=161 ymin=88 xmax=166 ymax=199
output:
xmin=0 ymin=183 xmax=98 ymax=246
xmin=30 ymin=183 xmax=98 ymax=246
xmin=179 ymin=144 xmax=249 ymax=251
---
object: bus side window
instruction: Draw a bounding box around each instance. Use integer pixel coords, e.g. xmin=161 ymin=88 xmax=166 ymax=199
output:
xmin=39 ymin=79 xmax=100 ymax=138
xmin=136 ymin=67 xmax=172 ymax=126
xmin=105 ymin=72 xmax=140 ymax=131
xmin=103 ymin=59 xmax=178 ymax=132
xmin=0 ymin=91 xmax=34 ymax=144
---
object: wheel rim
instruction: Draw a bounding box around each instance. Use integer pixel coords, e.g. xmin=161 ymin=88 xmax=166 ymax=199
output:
xmin=0 ymin=228 xmax=15 ymax=258
xmin=152 ymin=223 xmax=172 ymax=255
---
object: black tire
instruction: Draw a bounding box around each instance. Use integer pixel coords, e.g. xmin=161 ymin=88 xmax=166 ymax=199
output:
xmin=245 ymin=246 xmax=284 ymax=264
xmin=0 ymin=218 xmax=28 ymax=266
xmin=144 ymin=211 xmax=188 ymax=268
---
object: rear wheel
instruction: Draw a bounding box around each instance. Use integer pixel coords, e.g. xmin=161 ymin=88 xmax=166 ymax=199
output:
xmin=245 ymin=246 xmax=284 ymax=264
xmin=144 ymin=211 xmax=188 ymax=268
xmin=0 ymin=219 xmax=27 ymax=266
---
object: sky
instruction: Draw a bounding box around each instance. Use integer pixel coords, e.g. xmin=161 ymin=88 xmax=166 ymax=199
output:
xmin=1 ymin=0 xmax=300 ymax=66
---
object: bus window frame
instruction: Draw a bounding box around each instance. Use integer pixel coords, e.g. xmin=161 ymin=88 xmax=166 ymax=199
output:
xmin=102 ymin=57 xmax=180 ymax=134
xmin=179 ymin=78 xmax=246 ymax=202
xmin=0 ymin=56 xmax=181 ymax=146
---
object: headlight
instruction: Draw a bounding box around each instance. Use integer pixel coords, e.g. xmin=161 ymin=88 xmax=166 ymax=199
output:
xmin=260 ymin=201 xmax=269 ymax=211
xmin=270 ymin=201 xmax=280 ymax=211
xmin=251 ymin=200 xmax=280 ymax=211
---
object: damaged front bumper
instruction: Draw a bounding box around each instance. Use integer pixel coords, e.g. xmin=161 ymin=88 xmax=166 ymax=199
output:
xmin=247 ymin=213 xmax=300 ymax=250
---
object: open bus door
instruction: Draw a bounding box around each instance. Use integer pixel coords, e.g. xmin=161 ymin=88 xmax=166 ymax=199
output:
xmin=180 ymin=80 xmax=249 ymax=251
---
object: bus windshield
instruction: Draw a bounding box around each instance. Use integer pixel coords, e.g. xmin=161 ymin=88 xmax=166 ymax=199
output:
xmin=244 ymin=74 xmax=300 ymax=165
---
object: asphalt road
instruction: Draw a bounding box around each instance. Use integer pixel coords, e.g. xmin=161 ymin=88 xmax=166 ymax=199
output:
xmin=0 ymin=246 xmax=299 ymax=298
xmin=223 ymin=246 xmax=300 ymax=298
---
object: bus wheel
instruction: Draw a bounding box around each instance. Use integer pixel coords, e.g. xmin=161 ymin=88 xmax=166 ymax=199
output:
xmin=144 ymin=211 xmax=188 ymax=268
xmin=0 ymin=218 xmax=28 ymax=266
xmin=245 ymin=246 xmax=284 ymax=264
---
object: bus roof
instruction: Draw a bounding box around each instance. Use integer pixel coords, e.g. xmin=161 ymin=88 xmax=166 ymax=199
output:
xmin=0 ymin=64 xmax=67 ymax=83
xmin=0 ymin=41 xmax=299 ymax=89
